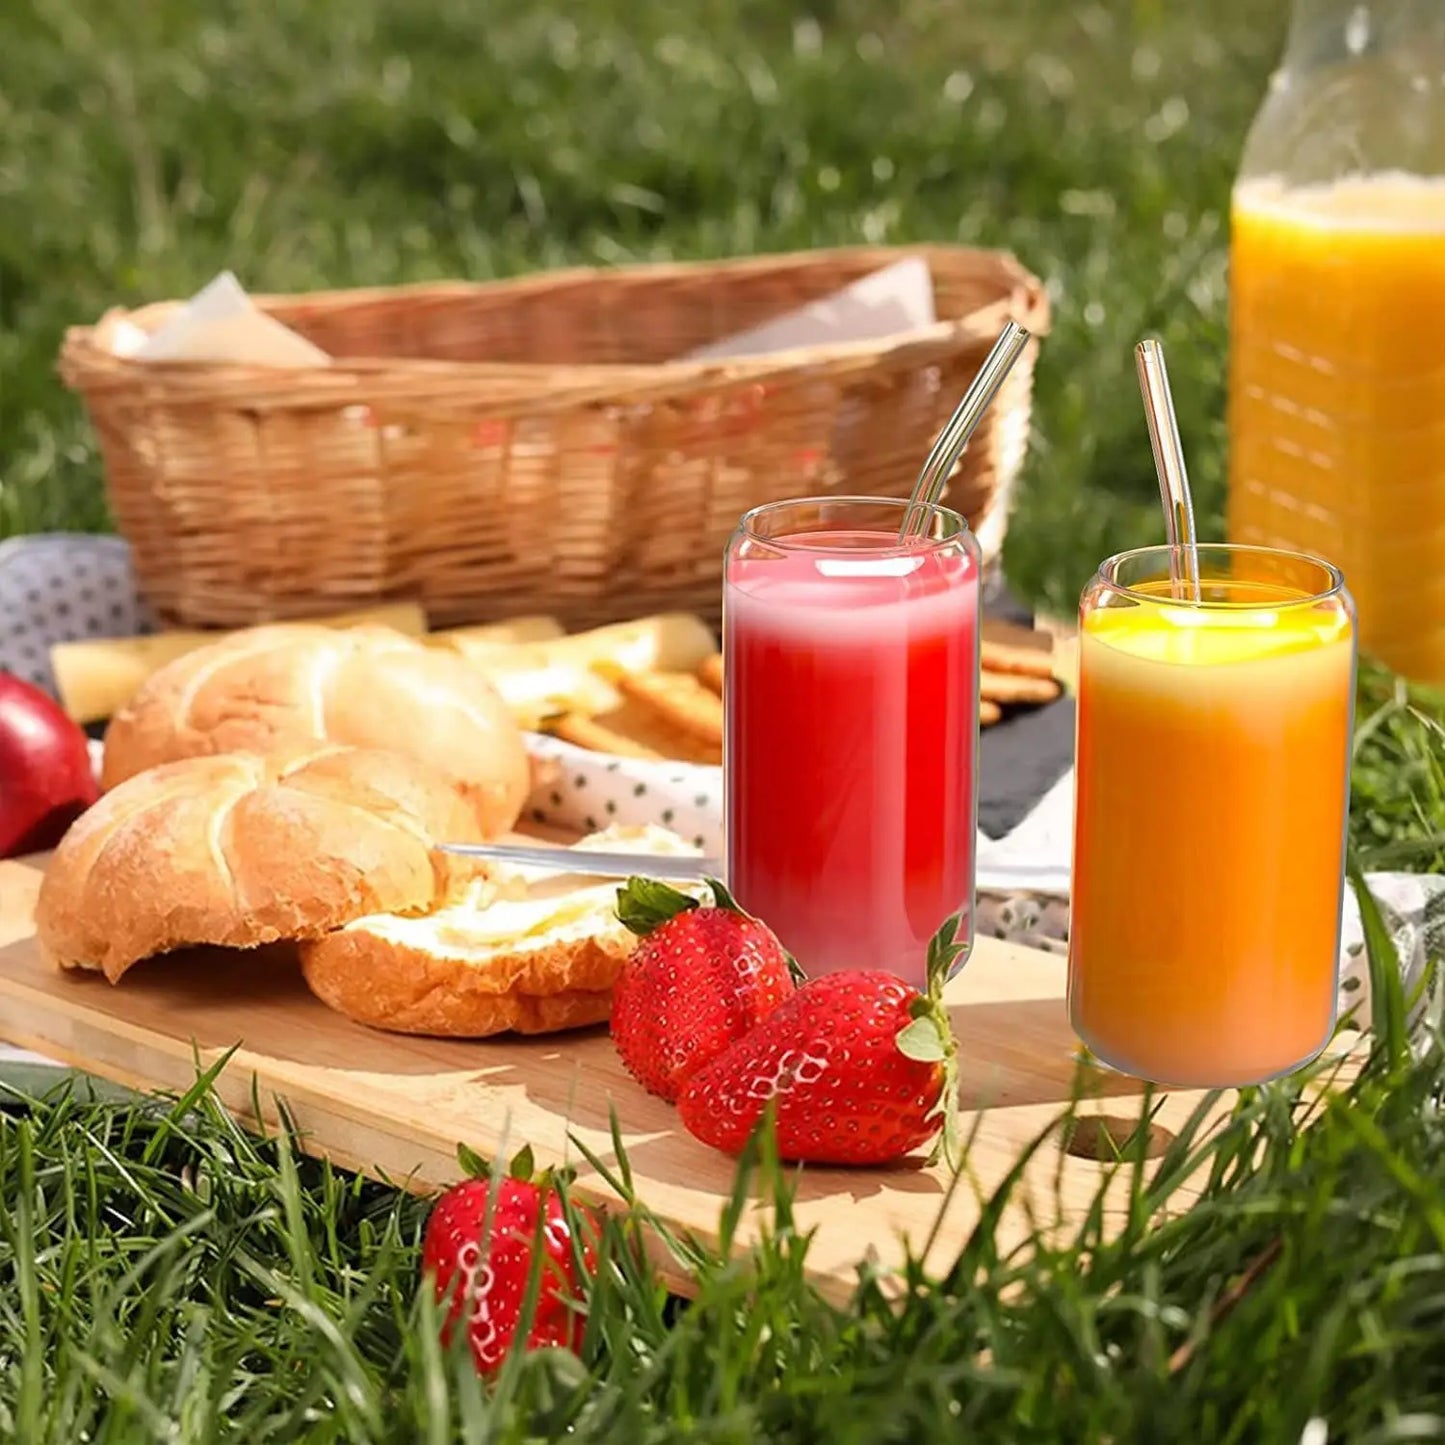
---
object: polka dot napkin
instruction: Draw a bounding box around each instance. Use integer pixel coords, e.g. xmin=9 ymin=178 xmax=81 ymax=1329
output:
xmin=0 ymin=534 xmax=150 ymax=694
xmin=523 ymin=733 xmax=723 ymax=856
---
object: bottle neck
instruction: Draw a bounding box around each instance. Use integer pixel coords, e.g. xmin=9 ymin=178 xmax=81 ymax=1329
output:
xmin=1281 ymin=0 xmax=1445 ymax=71
xmin=1238 ymin=0 xmax=1445 ymax=184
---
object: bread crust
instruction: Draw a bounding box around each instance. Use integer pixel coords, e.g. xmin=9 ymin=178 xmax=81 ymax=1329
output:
xmin=36 ymin=744 xmax=488 ymax=982
xmin=100 ymin=624 xmax=530 ymax=836
xmin=298 ymin=915 xmax=635 ymax=1038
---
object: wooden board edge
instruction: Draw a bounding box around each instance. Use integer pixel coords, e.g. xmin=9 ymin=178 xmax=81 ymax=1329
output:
xmin=6 ymin=987 xmax=898 ymax=1303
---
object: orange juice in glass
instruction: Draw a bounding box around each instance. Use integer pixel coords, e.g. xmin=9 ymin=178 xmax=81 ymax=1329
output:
xmin=1067 ymin=544 xmax=1356 ymax=1088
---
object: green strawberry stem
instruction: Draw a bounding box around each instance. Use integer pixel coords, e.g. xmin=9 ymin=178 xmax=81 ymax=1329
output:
xmin=894 ymin=912 xmax=968 ymax=1171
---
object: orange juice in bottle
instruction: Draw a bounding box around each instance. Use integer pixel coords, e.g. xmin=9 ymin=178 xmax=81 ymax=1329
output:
xmin=1227 ymin=0 xmax=1445 ymax=683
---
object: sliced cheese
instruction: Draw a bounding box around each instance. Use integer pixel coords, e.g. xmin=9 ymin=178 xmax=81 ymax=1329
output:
xmin=428 ymin=615 xmax=565 ymax=648
xmin=436 ymin=614 xmax=718 ymax=723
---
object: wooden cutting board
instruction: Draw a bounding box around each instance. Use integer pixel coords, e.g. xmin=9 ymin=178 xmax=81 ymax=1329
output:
xmin=0 ymin=850 xmax=1258 ymax=1304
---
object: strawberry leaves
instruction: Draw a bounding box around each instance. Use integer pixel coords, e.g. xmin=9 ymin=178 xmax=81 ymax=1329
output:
xmin=456 ymin=1141 xmax=489 ymax=1179
xmin=700 ymin=876 xmax=747 ymax=916
xmin=455 ymin=1140 xmax=566 ymax=1190
xmin=895 ymin=1016 xmax=950 ymax=1063
xmin=925 ymin=910 xmax=971 ymax=1002
xmin=903 ymin=911 xmax=969 ymax=1172
xmin=615 ymin=877 xmax=700 ymax=936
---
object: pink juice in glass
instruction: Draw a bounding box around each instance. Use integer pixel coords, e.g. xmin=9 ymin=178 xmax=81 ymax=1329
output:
xmin=723 ymin=497 xmax=980 ymax=989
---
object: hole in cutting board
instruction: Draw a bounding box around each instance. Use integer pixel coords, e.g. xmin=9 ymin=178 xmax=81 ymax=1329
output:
xmin=1060 ymin=1114 xmax=1175 ymax=1163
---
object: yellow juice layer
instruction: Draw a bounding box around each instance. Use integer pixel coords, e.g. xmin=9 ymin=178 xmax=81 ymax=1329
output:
xmin=1068 ymin=598 xmax=1355 ymax=1086
xmin=1083 ymin=593 xmax=1351 ymax=669
xmin=1227 ymin=173 xmax=1445 ymax=683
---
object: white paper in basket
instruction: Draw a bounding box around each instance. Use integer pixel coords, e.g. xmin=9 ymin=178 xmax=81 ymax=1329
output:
xmin=118 ymin=263 xmax=933 ymax=370
xmin=111 ymin=271 xmax=329 ymax=368
xmin=679 ymin=256 xmax=937 ymax=361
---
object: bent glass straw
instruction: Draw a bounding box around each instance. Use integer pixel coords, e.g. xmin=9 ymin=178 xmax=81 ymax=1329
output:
xmin=1134 ymin=338 xmax=1202 ymax=601
xmin=897 ymin=320 xmax=1032 ymax=543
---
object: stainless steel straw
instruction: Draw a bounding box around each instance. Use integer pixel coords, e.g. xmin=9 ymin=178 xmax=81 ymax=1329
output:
xmin=1134 ymin=338 xmax=1202 ymax=601
xmin=897 ymin=320 xmax=1033 ymax=542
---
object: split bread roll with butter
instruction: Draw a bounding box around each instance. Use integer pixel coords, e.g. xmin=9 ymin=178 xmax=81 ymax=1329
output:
xmin=35 ymin=744 xmax=488 ymax=982
xmin=100 ymin=623 xmax=531 ymax=836
xmin=299 ymin=824 xmax=700 ymax=1037
xmin=37 ymin=740 xmax=696 ymax=1037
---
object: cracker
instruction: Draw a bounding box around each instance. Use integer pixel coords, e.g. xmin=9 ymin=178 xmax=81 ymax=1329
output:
xmin=549 ymin=713 xmax=667 ymax=761
xmin=698 ymin=653 xmax=724 ymax=696
xmin=588 ymin=695 xmax=722 ymax=764
xmin=980 ymin=638 xmax=1056 ymax=680
xmin=617 ymin=672 xmax=725 ymax=751
xmin=980 ymin=699 xmax=1003 ymax=727
xmin=980 ymin=669 xmax=1061 ymax=707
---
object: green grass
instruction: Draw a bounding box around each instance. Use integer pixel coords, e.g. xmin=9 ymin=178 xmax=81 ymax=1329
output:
xmin=2 ymin=927 xmax=1442 ymax=1443
xmin=1353 ymin=665 xmax=1445 ymax=875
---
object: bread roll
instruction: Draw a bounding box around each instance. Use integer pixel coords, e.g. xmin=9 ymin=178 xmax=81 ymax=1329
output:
xmin=36 ymin=745 xmax=487 ymax=982
xmin=100 ymin=624 xmax=530 ymax=836
xmin=299 ymin=825 xmax=699 ymax=1037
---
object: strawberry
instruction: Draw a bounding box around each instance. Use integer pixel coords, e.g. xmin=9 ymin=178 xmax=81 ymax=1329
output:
xmin=676 ymin=915 xmax=967 ymax=1168
xmin=610 ymin=876 xmax=800 ymax=1103
xmin=421 ymin=1146 xmax=595 ymax=1376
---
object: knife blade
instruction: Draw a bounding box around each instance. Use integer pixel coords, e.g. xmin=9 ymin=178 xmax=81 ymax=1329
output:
xmin=433 ymin=840 xmax=723 ymax=883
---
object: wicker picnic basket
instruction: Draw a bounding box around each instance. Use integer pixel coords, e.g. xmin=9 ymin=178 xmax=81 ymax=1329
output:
xmin=59 ymin=245 xmax=1049 ymax=630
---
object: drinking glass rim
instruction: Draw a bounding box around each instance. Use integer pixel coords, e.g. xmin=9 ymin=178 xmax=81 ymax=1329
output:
xmin=1096 ymin=543 xmax=1347 ymax=609
xmin=737 ymin=495 xmax=971 ymax=557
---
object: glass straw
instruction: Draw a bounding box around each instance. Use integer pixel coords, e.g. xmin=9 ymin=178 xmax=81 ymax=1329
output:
xmin=897 ymin=320 xmax=1033 ymax=543
xmin=1134 ymin=338 xmax=1202 ymax=601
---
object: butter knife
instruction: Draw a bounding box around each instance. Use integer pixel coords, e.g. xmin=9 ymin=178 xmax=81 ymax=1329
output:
xmin=434 ymin=840 xmax=722 ymax=883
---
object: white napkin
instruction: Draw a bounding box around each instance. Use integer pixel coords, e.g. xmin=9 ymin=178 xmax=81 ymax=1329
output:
xmin=112 ymin=272 xmax=330 ymax=368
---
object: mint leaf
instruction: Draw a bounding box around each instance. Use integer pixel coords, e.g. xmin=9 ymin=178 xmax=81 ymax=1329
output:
xmin=895 ymin=1016 xmax=948 ymax=1063
xmin=615 ymin=876 xmax=700 ymax=936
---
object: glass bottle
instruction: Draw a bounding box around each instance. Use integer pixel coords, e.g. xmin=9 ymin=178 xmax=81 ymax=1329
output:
xmin=1227 ymin=0 xmax=1445 ymax=683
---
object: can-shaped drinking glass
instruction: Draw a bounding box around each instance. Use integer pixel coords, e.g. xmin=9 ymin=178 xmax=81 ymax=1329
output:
xmin=723 ymin=496 xmax=982 ymax=989
xmin=1068 ymin=543 xmax=1357 ymax=1087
